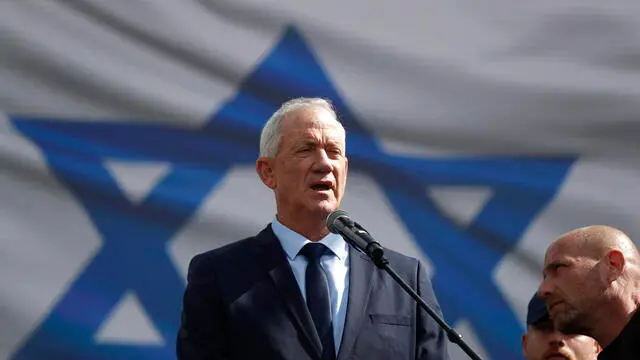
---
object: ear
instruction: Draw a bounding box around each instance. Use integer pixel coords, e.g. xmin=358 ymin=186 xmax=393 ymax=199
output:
xmin=604 ymin=249 xmax=625 ymax=282
xmin=256 ymin=157 xmax=276 ymax=189
xmin=521 ymin=334 xmax=528 ymax=356
xmin=594 ymin=339 xmax=602 ymax=354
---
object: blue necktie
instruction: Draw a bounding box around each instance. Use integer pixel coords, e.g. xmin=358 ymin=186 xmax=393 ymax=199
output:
xmin=299 ymin=243 xmax=336 ymax=360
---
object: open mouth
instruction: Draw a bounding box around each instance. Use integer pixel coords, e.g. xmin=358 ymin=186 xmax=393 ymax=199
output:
xmin=310 ymin=181 xmax=333 ymax=191
xmin=545 ymin=354 xmax=569 ymax=360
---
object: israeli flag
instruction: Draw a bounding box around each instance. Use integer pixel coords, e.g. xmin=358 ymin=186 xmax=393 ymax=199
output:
xmin=1 ymin=1 xmax=639 ymax=359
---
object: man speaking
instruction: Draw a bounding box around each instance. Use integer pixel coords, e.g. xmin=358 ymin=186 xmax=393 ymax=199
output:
xmin=176 ymin=98 xmax=449 ymax=359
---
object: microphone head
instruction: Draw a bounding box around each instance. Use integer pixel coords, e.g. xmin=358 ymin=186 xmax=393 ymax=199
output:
xmin=326 ymin=209 xmax=349 ymax=233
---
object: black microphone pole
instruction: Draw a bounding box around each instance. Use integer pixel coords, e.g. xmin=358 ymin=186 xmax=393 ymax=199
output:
xmin=327 ymin=210 xmax=483 ymax=360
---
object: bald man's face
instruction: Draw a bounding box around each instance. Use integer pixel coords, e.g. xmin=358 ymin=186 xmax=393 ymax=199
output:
xmin=539 ymin=239 xmax=606 ymax=335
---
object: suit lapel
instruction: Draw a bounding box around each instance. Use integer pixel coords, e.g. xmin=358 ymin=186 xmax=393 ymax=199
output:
xmin=256 ymin=226 xmax=323 ymax=358
xmin=337 ymin=247 xmax=375 ymax=360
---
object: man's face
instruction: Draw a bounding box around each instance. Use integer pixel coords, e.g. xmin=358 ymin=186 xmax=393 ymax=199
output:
xmin=258 ymin=107 xmax=348 ymax=222
xmin=538 ymin=241 xmax=604 ymax=335
xmin=522 ymin=321 xmax=599 ymax=360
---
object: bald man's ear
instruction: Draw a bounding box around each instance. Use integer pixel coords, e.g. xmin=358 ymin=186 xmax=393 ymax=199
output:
xmin=604 ymin=249 xmax=625 ymax=282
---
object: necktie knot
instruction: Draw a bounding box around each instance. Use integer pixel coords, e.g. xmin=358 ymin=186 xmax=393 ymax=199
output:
xmin=299 ymin=242 xmax=332 ymax=262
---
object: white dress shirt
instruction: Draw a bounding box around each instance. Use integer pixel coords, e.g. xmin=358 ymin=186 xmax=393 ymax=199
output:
xmin=271 ymin=217 xmax=350 ymax=354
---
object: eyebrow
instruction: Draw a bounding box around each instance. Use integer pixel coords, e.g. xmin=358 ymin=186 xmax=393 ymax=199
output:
xmin=295 ymin=139 xmax=343 ymax=147
xmin=542 ymin=260 xmax=567 ymax=275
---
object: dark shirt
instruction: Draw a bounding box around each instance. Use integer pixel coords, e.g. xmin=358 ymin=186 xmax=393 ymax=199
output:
xmin=598 ymin=309 xmax=640 ymax=360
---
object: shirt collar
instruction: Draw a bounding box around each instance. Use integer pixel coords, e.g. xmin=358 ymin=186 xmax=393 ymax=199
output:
xmin=272 ymin=216 xmax=348 ymax=261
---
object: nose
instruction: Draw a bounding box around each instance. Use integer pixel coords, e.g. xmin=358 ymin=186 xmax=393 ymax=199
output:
xmin=312 ymin=149 xmax=332 ymax=173
xmin=538 ymin=277 xmax=552 ymax=299
xmin=548 ymin=332 xmax=566 ymax=348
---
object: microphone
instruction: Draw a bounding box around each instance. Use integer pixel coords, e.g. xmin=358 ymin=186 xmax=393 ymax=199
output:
xmin=326 ymin=209 xmax=485 ymax=360
xmin=327 ymin=210 xmax=482 ymax=360
xmin=326 ymin=210 xmax=385 ymax=261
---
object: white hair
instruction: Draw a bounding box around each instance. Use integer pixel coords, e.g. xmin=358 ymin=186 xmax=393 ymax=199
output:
xmin=259 ymin=97 xmax=343 ymax=158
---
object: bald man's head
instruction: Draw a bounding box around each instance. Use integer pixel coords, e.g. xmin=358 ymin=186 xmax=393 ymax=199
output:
xmin=538 ymin=226 xmax=639 ymax=337
xmin=553 ymin=225 xmax=638 ymax=261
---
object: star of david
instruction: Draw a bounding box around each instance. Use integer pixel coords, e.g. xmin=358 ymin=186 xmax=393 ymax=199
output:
xmin=8 ymin=26 xmax=575 ymax=359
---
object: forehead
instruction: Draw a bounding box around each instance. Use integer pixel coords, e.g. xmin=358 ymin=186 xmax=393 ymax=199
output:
xmin=281 ymin=108 xmax=343 ymax=135
xmin=529 ymin=319 xmax=554 ymax=332
xmin=544 ymin=240 xmax=579 ymax=264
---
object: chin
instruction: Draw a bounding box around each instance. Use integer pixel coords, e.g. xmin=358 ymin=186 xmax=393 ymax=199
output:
xmin=309 ymin=201 xmax=338 ymax=217
xmin=555 ymin=312 xmax=587 ymax=335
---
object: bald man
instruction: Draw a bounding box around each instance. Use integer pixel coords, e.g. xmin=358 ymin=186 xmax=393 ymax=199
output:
xmin=538 ymin=225 xmax=640 ymax=359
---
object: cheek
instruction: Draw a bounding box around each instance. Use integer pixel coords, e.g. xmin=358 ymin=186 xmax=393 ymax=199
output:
xmin=279 ymin=164 xmax=305 ymax=185
xmin=560 ymin=279 xmax=582 ymax=299
xmin=336 ymin=162 xmax=348 ymax=182
xmin=557 ymin=272 xmax=582 ymax=292
xmin=523 ymin=334 xmax=546 ymax=356
xmin=561 ymin=278 xmax=594 ymax=307
xmin=566 ymin=336 xmax=596 ymax=354
xmin=338 ymin=171 xmax=347 ymax=186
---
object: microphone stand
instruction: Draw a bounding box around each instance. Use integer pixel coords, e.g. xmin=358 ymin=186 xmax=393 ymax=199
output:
xmin=354 ymin=236 xmax=483 ymax=360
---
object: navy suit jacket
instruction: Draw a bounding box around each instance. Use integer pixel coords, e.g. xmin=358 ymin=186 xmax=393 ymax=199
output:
xmin=177 ymin=224 xmax=449 ymax=360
